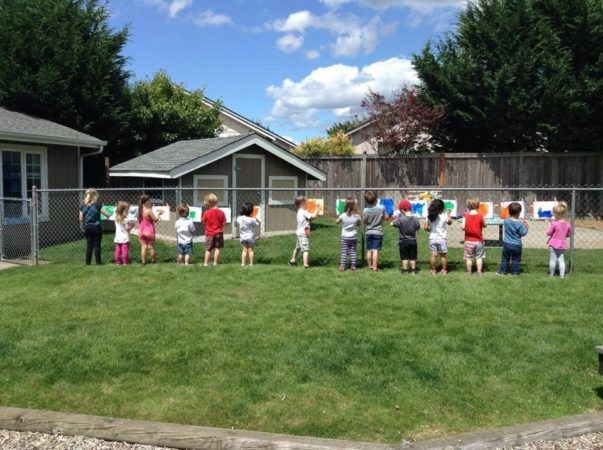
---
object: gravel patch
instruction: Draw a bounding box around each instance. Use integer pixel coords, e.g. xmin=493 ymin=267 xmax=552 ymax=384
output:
xmin=503 ymin=432 xmax=603 ymax=449
xmin=0 ymin=430 xmax=178 ymax=450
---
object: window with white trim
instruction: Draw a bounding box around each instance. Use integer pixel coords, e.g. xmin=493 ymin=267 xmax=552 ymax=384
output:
xmin=1 ymin=147 xmax=48 ymax=220
xmin=193 ymin=175 xmax=229 ymax=207
xmin=268 ymin=176 xmax=297 ymax=205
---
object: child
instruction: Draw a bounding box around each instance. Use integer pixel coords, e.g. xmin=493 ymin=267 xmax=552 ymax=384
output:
xmin=461 ymin=198 xmax=487 ymax=275
xmin=236 ymin=202 xmax=261 ymax=267
xmin=202 ymin=193 xmax=226 ymax=267
xmin=546 ymin=201 xmax=572 ymax=278
xmin=79 ymin=188 xmax=111 ymax=265
xmin=175 ymin=204 xmax=195 ymax=265
xmin=424 ymin=198 xmax=452 ymax=275
xmin=363 ymin=191 xmax=388 ymax=271
xmin=497 ymin=202 xmax=529 ymax=275
xmin=336 ymin=197 xmax=361 ymax=271
xmin=137 ymin=194 xmax=163 ymax=264
xmin=114 ymin=201 xmax=135 ymax=265
xmin=391 ymin=199 xmax=420 ymax=274
xmin=289 ymin=195 xmax=318 ymax=268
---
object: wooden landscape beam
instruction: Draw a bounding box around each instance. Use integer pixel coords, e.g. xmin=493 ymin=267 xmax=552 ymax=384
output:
xmin=1 ymin=406 xmax=603 ymax=450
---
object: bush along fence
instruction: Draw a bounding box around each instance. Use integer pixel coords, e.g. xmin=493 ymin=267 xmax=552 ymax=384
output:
xmin=0 ymin=186 xmax=601 ymax=273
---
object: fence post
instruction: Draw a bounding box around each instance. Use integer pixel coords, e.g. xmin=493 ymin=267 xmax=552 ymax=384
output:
xmin=360 ymin=154 xmax=367 ymax=266
xmin=30 ymin=186 xmax=39 ymax=265
xmin=568 ymin=188 xmax=576 ymax=274
xmin=0 ymin=198 xmax=4 ymax=261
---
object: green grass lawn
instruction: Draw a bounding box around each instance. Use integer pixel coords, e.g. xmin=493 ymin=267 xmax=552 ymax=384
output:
xmin=1 ymin=219 xmax=603 ymax=444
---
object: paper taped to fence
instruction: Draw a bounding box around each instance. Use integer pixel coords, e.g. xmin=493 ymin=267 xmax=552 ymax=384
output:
xmin=219 ymin=207 xmax=231 ymax=224
xmin=152 ymin=206 xmax=170 ymax=221
xmin=101 ymin=205 xmax=116 ymax=221
xmin=187 ymin=206 xmax=202 ymax=222
xmin=252 ymin=206 xmax=261 ymax=219
xmin=379 ymin=198 xmax=394 ymax=216
xmin=477 ymin=202 xmax=494 ymax=219
xmin=533 ymin=201 xmax=556 ymax=220
xmin=410 ymin=200 xmax=428 ymax=218
xmin=127 ymin=206 xmax=138 ymax=220
xmin=443 ymin=199 xmax=458 ymax=217
xmin=500 ymin=201 xmax=525 ymax=219
xmin=306 ymin=198 xmax=324 ymax=216
xmin=336 ymin=198 xmax=346 ymax=215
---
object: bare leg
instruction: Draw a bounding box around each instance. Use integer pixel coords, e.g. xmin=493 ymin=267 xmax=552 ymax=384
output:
xmin=410 ymin=260 xmax=416 ymax=271
xmin=241 ymin=247 xmax=247 ymax=266
xmin=150 ymin=246 xmax=156 ymax=263
xmin=373 ymin=251 xmax=379 ymax=270
xmin=141 ymin=245 xmax=147 ymax=264
xmin=178 ymin=254 xmax=183 ymax=264
xmin=366 ymin=251 xmax=371 ymax=268
xmin=249 ymin=247 xmax=254 ymax=266
xmin=204 ymin=250 xmax=211 ymax=266
xmin=291 ymin=247 xmax=299 ymax=263
xmin=429 ymin=254 xmax=437 ymax=271
xmin=213 ymin=248 xmax=221 ymax=266
xmin=184 ymin=254 xmax=190 ymax=265
xmin=302 ymin=251 xmax=309 ymax=267
xmin=441 ymin=254 xmax=447 ymax=272
xmin=466 ymin=259 xmax=472 ymax=273
xmin=402 ymin=260 xmax=408 ymax=271
xmin=476 ymin=259 xmax=483 ymax=274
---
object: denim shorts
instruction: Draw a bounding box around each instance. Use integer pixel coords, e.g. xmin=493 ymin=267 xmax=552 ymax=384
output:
xmin=177 ymin=243 xmax=193 ymax=255
xmin=365 ymin=234 xmax=383 ymax=251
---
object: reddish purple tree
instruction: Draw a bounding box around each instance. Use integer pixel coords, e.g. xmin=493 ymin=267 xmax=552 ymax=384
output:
xmin=361 ymin=87 xmax=444 ymax=154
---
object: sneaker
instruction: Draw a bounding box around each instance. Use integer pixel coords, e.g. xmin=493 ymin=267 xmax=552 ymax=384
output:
xmin=303 ymin=265 xmax=310 ymax=269
xmin=339 ymin=267 xmax=345 ymax=272
xmin=496 ymin=271 xmax=505 ymax=276
xmin=440 ymin=269 xmax=448 ymax=275
xmin=430 ymin=269 xmax=437 ymax=275
xmin=288 ymin=260 xmax=297 ymax=267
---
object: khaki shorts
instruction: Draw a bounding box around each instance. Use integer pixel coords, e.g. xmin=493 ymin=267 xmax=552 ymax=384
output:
xmin=205 ymin=233 xmax=224 ymax=251
xmin=295 ymin=234 xmax=310 ymax=252
xmin=464 ymin=240 xmax=485 ymax=260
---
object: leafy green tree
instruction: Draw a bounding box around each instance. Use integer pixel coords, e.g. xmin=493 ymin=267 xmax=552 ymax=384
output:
xmin=412 ymin=0 xmax=603 ymax=152
xmin=0 ymin=0 xmax=131 ymax=150
xmin=125 ymin=71 xmax=223 ymax=156
xmin=294 ymin=131 xmax=354 ymax=156
xmin=326 ymin=117 xmax=364 ymax=136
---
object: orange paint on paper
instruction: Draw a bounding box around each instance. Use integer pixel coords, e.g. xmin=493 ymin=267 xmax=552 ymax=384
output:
xmin=252 ymin=206 xmax=261 ymax=218
xmin=500 ymin=206 xmax=510 ymax=219
xmin=478 ymin=203 xmax=490 ymax=217
xmin=307 ymin=198 xmax=324 ymax=215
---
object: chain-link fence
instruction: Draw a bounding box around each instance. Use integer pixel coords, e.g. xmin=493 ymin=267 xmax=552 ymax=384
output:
xmin=0 ymin=197 xmax=33 ymax=265
xmin=16 ymin=186 xmax=602 ymax=272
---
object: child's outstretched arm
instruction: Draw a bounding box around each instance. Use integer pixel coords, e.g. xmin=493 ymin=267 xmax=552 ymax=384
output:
xmin=101 ymin=207 xmax=112 ymax=219
xmin=446 ymin=211 xmax=453 ymax=225
xmin=423 ymin=220 xmax=430 ymax=231
xmin=460 ymin=217 xmax=466 ymax=230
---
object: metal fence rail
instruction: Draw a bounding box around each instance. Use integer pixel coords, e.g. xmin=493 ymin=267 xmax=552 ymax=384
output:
xmin=8 ymin=186 xmax=602 ymax=272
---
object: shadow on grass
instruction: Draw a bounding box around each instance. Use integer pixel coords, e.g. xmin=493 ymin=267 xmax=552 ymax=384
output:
xmin=594 ymin=386 xmax=603 ymax=401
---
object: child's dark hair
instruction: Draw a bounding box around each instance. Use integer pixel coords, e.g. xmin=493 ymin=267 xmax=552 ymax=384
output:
xmin=427 ymin=199 xmax=444 ymax=223
xmin=508 ymin=202 xmax=522 ymax=218
xmin=294 ymin=195 xmax=306 ymax=208
xmin=137 ymin=194 xmax=151 ymax=222
xmin=344 ymin=197 xmax=357 ymax=214
xmin=364 ymin=191 xmax=377 ymax=206
xmin=177 ymin=204 xmax=189 ymax=218
xmin=241 ymin=202 xmax=254 ymax=217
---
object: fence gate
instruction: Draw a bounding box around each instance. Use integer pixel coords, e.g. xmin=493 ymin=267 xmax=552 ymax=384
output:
xmin=0 ymin=197 xmax=33 ymax=265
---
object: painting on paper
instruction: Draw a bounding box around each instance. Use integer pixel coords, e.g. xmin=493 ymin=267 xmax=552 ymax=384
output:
xmin=152 ymin=206 xmax=170 ymax=221
xmin=127 ymin=206 xmax=139 ymax=221
xmin=252 ymin=206 xmax=261 ymax=219
xmin=477 ymin=202 xmax=494 ymax=219
xmin=187 ymin=206 xmax=203 ymax=222
xmin=101 ymin=205 xmax=116 ymax=221
xmin=379 ymin=198 xmax=394 ymax=217
xmin=500 ymin=201 xmax=525 ymax=219
xmin=336 ymin=198 xmax=346 ymax=215
xmin=219 ymin=207 xmax=232 ymax=224
xmin=532 ymin=201 xmax=556 ymax=220
xmin=306 ymin=198 xmax=324 ymax=216
xmin=443 ymin=199 xmax=458 ymax=217
xmin=410 ymin=200 xmax=428 ymax=218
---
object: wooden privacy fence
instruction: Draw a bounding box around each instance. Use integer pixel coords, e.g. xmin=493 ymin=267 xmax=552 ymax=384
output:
xmin=303 ymin=152 xmax=602 ymax=190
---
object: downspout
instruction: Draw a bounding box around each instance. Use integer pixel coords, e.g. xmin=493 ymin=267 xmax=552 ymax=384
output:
xmin=79 ymin=145 xmax=105 ymax=188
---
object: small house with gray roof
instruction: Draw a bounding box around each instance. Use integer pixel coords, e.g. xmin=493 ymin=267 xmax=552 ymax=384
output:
xmin=109 ymin=133 xmax=326 ymax=236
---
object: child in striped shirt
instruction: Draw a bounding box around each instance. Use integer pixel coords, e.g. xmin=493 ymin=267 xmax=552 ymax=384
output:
xmin=336 ymin=197 xmax=361 ymax=271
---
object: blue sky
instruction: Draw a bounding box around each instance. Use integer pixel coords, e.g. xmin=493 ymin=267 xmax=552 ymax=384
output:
xmin=108 ymin=0 xmax=464 ymax=142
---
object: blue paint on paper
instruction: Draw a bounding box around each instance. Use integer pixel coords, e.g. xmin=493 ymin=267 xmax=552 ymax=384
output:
xmin=379 ymin=198 xmax=394 ymax=216
xmin=537 ymin=208 xmax=553 ymax=219
xmin=411 ymin=202 xmax=425 ymax=216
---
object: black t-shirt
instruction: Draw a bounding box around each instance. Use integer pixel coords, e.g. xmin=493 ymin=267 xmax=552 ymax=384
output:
xmin=391 ymin=215 xmax=421 ymax=242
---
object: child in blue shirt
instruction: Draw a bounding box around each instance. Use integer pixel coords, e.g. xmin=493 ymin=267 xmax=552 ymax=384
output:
xmin=497 ymin=202 xmax=529 ymax=275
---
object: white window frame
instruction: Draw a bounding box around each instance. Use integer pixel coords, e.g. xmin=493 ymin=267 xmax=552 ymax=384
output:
xmin=193 ymin=175 xmax=229 ymax=207
xmin=0 ymin=144 xmax=49 ymax=222
xmin=268 ymin=176 xmax=298 ymax=206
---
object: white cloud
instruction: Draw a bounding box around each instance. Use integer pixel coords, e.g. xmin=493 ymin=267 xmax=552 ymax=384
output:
xmin=269 ymin=10 xmax=397 ymax=57
xmin=266 ymin=57 xmax=419 ymax=128
xmin=276 ymin=34 xmax=304 ymax=53
xmin=144 ymin=0 xmax=193 ymax=18
xmin=304 ymin=49 xmax=321 ymax=60
xmin=195 ymin=10 xmax=232 ymax=26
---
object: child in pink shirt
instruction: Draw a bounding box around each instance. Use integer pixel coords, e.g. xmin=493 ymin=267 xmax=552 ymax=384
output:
xmin=546 ymin=201 xmax=572 ymax=278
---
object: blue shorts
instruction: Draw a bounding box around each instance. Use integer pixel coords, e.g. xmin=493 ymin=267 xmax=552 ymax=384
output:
xmin=365 ymin=234 xmax=383 ymax=251
xmin=177 ymin=243 xmax=193 ymax=255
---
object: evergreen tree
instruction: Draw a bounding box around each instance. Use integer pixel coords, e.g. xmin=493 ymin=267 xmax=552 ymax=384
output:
xmin=326 ymin=117 xmax=364 ymax=137
xmin=412 ymin=0 xmax=603 ymax=152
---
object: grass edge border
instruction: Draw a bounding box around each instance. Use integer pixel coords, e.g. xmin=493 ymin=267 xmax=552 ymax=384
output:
xmin=1 ymin=406 xmax=603 ymax=449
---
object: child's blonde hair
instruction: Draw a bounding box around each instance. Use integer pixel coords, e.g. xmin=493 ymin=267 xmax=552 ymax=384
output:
xmin=115 ymin=201 xmax=129 ymax=223
xmin=83 ymin=188 xmax=98 ymax=206
xmin=467 ymin=198 xmax=480 ymax=210
xmin=294 ymin=195 xmax=306 ymax=208
xmin=204 ymin=193 xmax=218 ymax=208
xmin=553 ymin=201 xmax=568 ymax=220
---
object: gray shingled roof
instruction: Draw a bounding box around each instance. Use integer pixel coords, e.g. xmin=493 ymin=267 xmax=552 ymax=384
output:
xmin=0 ymin=107 xmax=105 ymax=147
xmin=110 ymin=134 xmax=250 ymax=173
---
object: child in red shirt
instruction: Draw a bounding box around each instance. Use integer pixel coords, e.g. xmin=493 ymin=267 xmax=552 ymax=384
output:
xmin=461 ymin=198 xmax=487 ymax=275
xmin=202 ymin=193 xmax=226 ymax=267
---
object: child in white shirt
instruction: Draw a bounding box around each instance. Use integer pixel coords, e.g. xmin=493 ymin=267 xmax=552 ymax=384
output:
xmin=236 ymin=202 xmax=261 ymax=266
xmin=175 ymin=204 xmax=195 ymax=265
